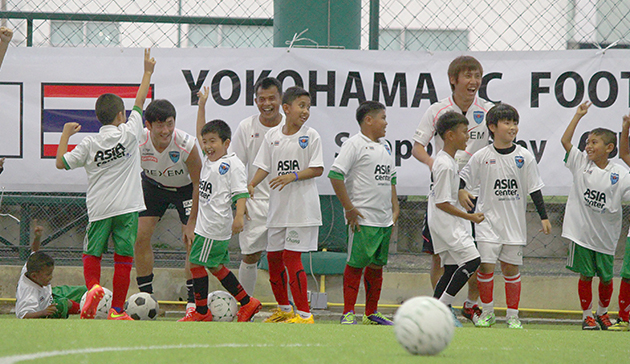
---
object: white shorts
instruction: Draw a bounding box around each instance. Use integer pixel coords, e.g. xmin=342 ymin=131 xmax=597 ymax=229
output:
xmin=239 ymin=198 xmax=269 ymax=254
xmin=267 ymin=226 xmax=319 ymax=252
xmin=439 ymin=246 xmax=480 ymax=267
xmin=477 ymin=242 xmax=523 ymax=266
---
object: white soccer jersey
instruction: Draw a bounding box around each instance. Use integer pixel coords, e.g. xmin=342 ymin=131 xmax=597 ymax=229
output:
xmin=253 ymin=124 xmax=324 ymax=228
xmin=413 ymin=96 xmax=494 ymax=170
xmin=15 ymin=263 xmax=53 ymax=319
xmin=139 ymin=128 xmax=196 ymax=188
xmin=460 ymin=144 xmax=544 ymax=245
xmin=329 ymin=132 xmax=396 ymax=227
xmin=63 ymin=107 xmax=145 ymax=222
xmin=195 ymin=153 xmax=249 ymax=241
xmin=231 ymin=114 xmax=285 ymax=200
xmin=562 ymin=146 xmax=630 ymax=255
xmin=428 ymin=150 xmax=475 ymax=253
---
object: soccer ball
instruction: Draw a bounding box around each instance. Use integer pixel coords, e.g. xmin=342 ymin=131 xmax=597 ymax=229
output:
xmin=208 ymin=290 xmax=237 ymax=322
xmin=393 ymin=296 xmax=455 ymax=356
xmin=79 ymin=287 xmax=113 ymax=320
xmin=124 ymin=292 xmax=160 ymax=320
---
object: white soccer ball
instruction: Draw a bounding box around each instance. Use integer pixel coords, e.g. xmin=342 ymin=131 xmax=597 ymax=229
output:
xmin=124 ymin=292 xmax=160 ymax=320
xmin=393 ymin=296 xmax=455 ymax=356
xmin=79 ymin=287 xmax=113 ymax=320
xmin=208 ymin=290 xmax=238 ymax=322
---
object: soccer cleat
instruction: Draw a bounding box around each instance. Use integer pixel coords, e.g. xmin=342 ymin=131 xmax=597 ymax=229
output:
xmin=107 ymin=308 xmax=134 ymax=321
xmin=595 ymin=313 xmax=613 ymax=330
xmin=582 ymin=316 xmax=600 ymax=330
xmin=608 ymin=319 xmax=630 ymax=331
xmin=181 ymin=306 xmax=196 ymax=320
xmin=177 ymin=309 xmax=213 ymax=322
xmin=461 ymin=302 xmax=482 ymax=322
xmin=450 ymin=306 xmax=463 ymax=328
xmin=263 ymin=307 xmax=295 ymax=323
xmin=237 ymin=297 xmax=262 ymax=322
xmin=80 ymin=284 xmax=105 ymax=319
xmin=506 ymin=316 xmax=523 ymax=329
xmin=340 ymin=311 xmax=358 ymax=325
xmin=286 ymin=314 xmax=315 ymax=324
xmin=362 ymin=312 xmax=394 ymax=325
xmin=475 ymin=312 xmax=496 ymax=328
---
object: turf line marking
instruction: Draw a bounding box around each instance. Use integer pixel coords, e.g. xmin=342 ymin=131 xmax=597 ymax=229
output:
xmin=0 ymin=343 xmax=325 ymax=364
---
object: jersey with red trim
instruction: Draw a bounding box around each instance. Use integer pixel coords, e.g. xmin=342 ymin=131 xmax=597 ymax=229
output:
xmin=413 ymin=96 xmax=494 ymax=170
xmin=139 ymin=128 xmax=196 ymax=188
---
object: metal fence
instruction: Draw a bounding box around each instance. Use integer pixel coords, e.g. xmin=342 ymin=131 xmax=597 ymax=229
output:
xmin=2 ymin=0 xmax=630 ymax=269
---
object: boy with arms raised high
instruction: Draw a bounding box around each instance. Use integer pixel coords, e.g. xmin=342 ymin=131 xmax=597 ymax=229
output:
xmin=179 ymin=87 xmax=261 ymax=322
xmin=459 ymin=103 xmax=551 ymax=329
xmin=561 ymin=102 xmax=630 ymax=330
xmin=55 ymin=49 xmax=155 ymax=320
xmin=329 ymin=101 xmax=399 ymax=325
xmin=249 ymin=86 xmax=324 ymax=324
xmin=429 ymin=112 xmax=484 ymax=325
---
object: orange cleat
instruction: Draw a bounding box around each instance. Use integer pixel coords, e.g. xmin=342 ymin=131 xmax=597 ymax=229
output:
xmin=237 ymin=297 xmax=262 ymax=322
xmin=80 ymin=284 xmax=104 ymax=319
xmin=107 ymin=308 xmax=134 ymax=321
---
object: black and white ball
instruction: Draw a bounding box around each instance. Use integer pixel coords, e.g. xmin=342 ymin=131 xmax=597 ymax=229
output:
xmin=394 ymin=296 xmax=455 ymax=356
xmin=208 ymin=290 xmax=237 ymax=322
xmin=79 ymin=287 xmax=113 ymax=320
xmin=124 ymin=292 xmax=159 ymax=320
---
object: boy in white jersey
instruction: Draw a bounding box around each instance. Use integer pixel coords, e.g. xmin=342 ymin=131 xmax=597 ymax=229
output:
xmin=459 ymin=103 xmax=551 ymax=329
xmin=231 ymin=77 xmax=284 ymax=296
xmin=135 ymin=98 xmax=202 ymax=318
xmin=412 ymin=56 xmax=493 ymax=321
xmin=611 ymin=113 xmax=630 ymax=331
xmin=329 ymin=101 xmax=399 ymax=325
xmin=55 ymin=49 xmax=155 ymax=320
xmin=178 ymin=87 xmax=261 ymax=322
xmin=561 ymin=101 xmax=630 ymax=330
xmin=16 ymin=223 xmax=87 ymax=319
xmin=429 ymin=112 xmax=484 ymax=327
xmin=249 ymin=86 xmax=324 ymax=324
xmin=0 ymin=26 xmax=12 ymax=70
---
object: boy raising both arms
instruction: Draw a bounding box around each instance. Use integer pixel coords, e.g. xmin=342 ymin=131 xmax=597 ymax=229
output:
xmin=179 ymin=87 xmax=261 ymax=322
xmin=429 ymin=112 xmax=483 ymax=326
xmin=412 ymin=56 xmax=493 ymax=322
xmin=561 ymin=102 xmax=630 ymax=330
xmin=56 ymin=49 xmax=155 ymax=320
xmin=249 ymin=86 xmax=324 ymax=324
xmin=459 ymin=103 xmax=551 ymax=329
xmin=329 ymin=101 xmax=399 ymax=325
xmin=16 ymin=223 xmax=87 ymax=319
xmin=231 ymin=77 xmax=284 ymax=296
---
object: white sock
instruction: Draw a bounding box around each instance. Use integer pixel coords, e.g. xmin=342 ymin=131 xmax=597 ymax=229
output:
xmin=297 ymin=310 xmax=311 ymax=319
xmin=596 ymin=305 xmax=608 ymax=316
xmin=186 ymin=302 xmax=195 ymax=310
xmin=481 ymin=301 xmax=494 ymax=315
xmin=583 ymin=310 xmax=593 ymax=320
xmin=464 ymin=298 xmax=477 ymax=308
xmin=279 ymin=305 xmax=292 ymax=312
xmin=238 ymin=261 xmax=258 ymax=295
xmin=439 ymin=293 xmax=455 ymax=307
xmin=506 ymin=308 xmax=519 ymax=318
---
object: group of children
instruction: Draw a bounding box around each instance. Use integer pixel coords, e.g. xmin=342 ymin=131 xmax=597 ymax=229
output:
xmin=4 ymin=29 xmax=630 ymax=331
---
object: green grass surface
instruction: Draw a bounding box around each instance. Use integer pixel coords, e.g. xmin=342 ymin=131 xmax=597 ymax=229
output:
xmin=0 ymin=316 xmax=628 ymax=364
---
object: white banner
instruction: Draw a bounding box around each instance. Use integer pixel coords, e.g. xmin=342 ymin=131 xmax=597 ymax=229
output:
xmin=0 ymin=47 xmax=629 ymax=195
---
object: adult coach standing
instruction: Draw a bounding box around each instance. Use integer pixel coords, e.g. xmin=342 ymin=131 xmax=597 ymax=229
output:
xmin=134 ymin=99 xmax=202 ymax=318
xmin=0 ymin=26 xmax=14 ymax=175
xmin=412 ymin=56 xmax=493 ymax=322
xmin=231 ymin=77 xmax=284 ymax=295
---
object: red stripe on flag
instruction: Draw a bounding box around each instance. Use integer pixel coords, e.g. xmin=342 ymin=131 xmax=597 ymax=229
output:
xmin=43 ymin=84 xmax=153 ymax=98
xmin=43 ymin=144 xmax=77 ymax=157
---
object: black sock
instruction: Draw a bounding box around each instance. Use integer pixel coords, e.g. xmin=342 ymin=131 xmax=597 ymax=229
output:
xmin=186 ymin=279 xmax=195 ymax=304
xmin=137 ymin=273 xmax=154 ymax=294
xmin=434 ymin=265 xmax=457 ymax=299
xmin=217 ymin=271 xmax=250 ymax=306
xmin=193 ymin=275 xmax=209 ymax=315
xmin=445 ymin=257 xmax=481 ymax=297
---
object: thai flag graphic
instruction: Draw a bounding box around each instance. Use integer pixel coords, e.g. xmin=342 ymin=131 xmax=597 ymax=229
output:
xmin=41 ymin=83 xmax=154 ymax=158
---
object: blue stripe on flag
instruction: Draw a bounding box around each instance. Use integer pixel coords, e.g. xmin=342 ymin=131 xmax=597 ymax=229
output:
xmin=42 ymin=109 xmax=133 ymax=132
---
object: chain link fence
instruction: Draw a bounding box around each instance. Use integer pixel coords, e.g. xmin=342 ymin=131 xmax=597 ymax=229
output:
xmin=2 ymin=1 xmax=630 ymax=271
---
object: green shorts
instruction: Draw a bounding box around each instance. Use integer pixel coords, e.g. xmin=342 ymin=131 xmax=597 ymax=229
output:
xmin=84 ymin=212 xmax=138 ymax=257
xmin=620 ymin=237 xmax=630 ymax=279
xmin=189 ymin=234 xmax=230 ymax=269
xmin=346 ymin=225 xmax=392 ymax=269
xmin=51 ymin=285 xmax=88 ymax=319
xmin=566 ymin=241 xmax=614 ymax=281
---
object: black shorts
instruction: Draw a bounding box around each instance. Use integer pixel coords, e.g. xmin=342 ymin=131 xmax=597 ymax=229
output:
xmin=422 ymin=197 xmax=478 ymax=255
xmin=140 ymin=178 xmax=193 ymax=224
